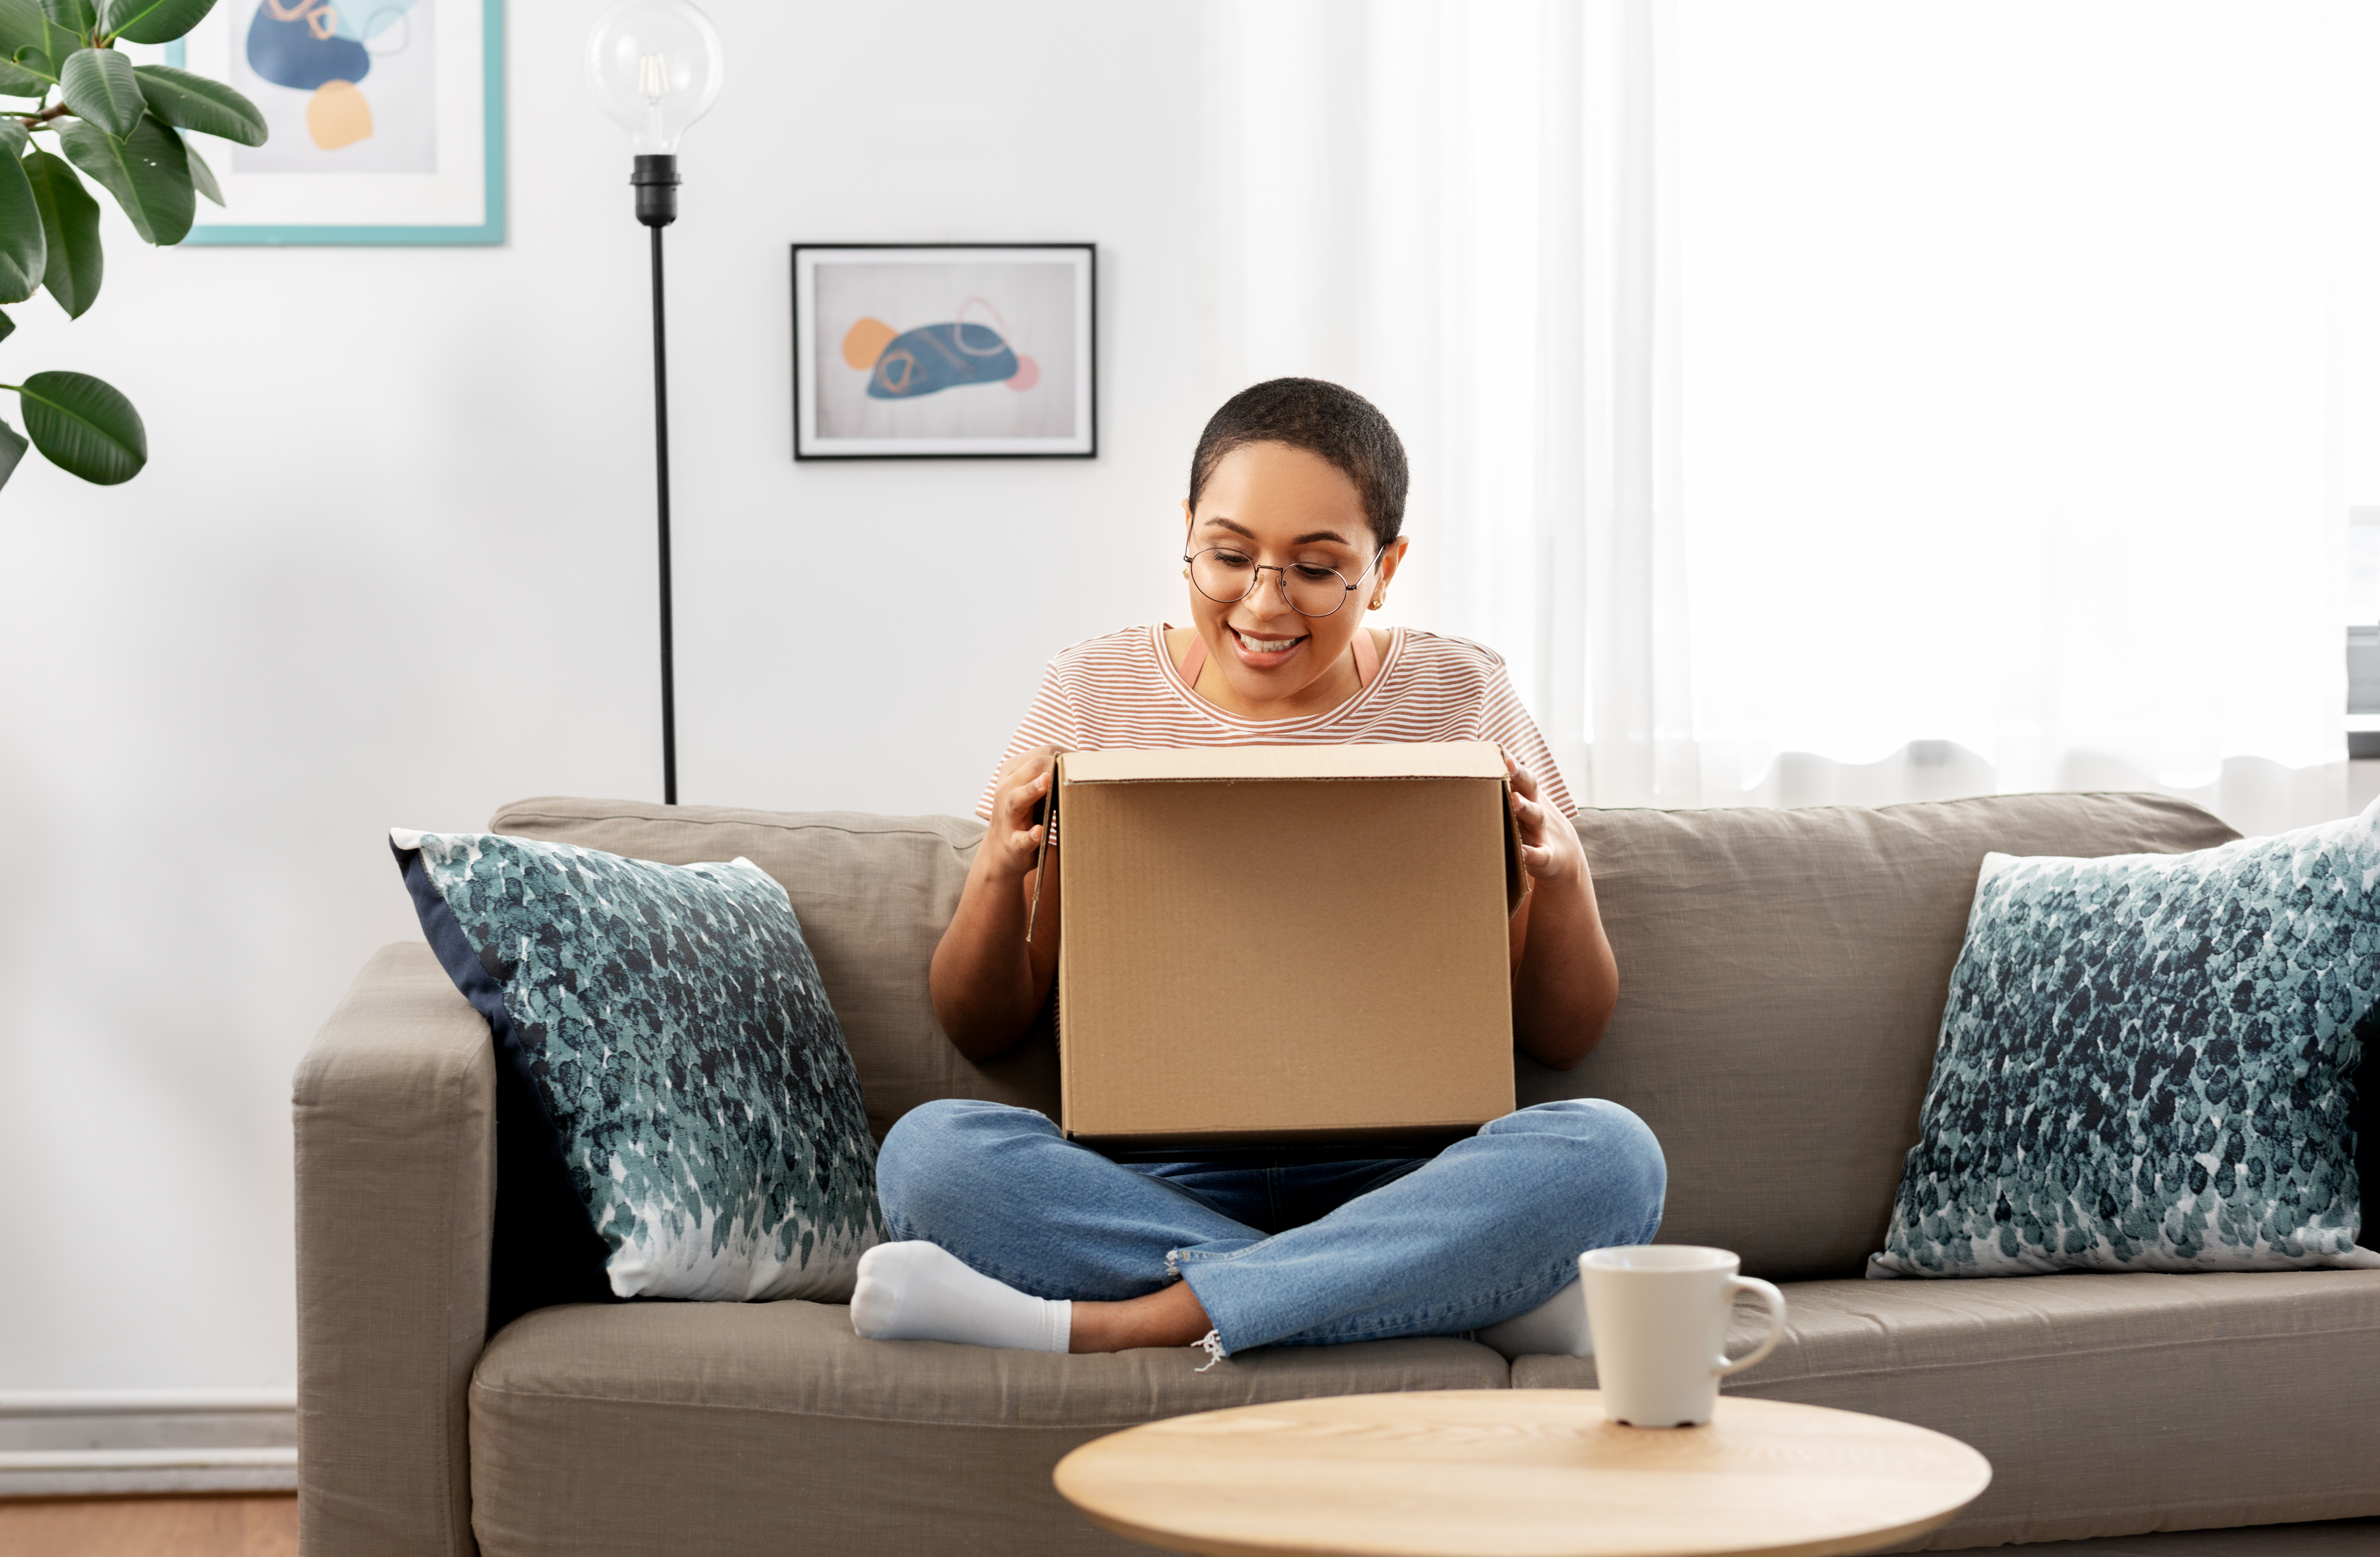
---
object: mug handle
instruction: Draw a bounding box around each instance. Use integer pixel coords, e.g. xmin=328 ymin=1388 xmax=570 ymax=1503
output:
xmin=1712 ymin=1275 xmax=1788 ymax=1376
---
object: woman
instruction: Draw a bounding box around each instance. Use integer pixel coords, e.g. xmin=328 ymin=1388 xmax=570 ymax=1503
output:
xmin=853 ymin=378 xmax=1663 ymax=1363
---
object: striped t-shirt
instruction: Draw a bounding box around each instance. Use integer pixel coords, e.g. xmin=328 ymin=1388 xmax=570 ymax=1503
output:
xmin=976 ymin=625 xmax=1573 ymax=818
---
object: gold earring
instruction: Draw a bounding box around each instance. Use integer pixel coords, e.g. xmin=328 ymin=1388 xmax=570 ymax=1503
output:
xmin=1369 ymin=595 xmax=1385 ymax=610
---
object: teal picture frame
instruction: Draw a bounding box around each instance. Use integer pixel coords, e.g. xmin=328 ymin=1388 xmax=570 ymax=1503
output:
xmin=165 ymin=0 xmax=505 ymax=246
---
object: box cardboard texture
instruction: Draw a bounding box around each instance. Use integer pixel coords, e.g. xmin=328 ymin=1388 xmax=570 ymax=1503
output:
xmin=1043 ymin=742 xmax=1522 ymax=1152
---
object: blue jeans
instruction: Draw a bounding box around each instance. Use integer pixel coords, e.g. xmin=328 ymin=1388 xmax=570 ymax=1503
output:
xmin=875 ymin=1098 xmax=1666 ymax=1355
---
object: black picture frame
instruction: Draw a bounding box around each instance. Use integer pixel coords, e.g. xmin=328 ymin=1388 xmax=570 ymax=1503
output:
xmin=791 ymin=243 xmax=1097 ymax=460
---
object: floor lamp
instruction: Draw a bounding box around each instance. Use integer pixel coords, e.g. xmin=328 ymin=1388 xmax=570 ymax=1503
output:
xmin=585 ymin=0 xmax=725 ymax=805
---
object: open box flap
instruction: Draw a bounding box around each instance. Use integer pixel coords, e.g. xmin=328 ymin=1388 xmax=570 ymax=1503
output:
xmin=1501 ymin=778 xmax=1524 ymax=914
xmin=1044 ymin=743 xmax=1526 ymax=919
xmin=1061 ymin=740 xmax=1506 ymax=784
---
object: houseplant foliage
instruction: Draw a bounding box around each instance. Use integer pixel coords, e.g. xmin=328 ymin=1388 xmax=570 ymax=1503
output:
xmin=0 ymin=0 xmax=264 ymax=490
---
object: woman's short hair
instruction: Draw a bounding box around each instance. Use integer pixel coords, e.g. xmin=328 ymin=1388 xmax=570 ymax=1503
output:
xmin=1187 ymin=378 xmax=1410 ymax=551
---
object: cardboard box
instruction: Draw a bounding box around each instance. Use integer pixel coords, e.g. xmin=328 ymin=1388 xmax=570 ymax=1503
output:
xmin=1043 ymin=740 xmax=1521 ymax=1153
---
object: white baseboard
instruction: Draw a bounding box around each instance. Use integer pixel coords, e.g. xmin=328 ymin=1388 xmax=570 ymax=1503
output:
xmin=0 ymin=1390 xmax=297 ymax=1498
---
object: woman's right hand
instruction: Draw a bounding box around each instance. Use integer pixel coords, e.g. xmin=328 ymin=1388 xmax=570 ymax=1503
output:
xmin=984 ymin=744 xmax=1061 ymax=883
xmin=935 ymin=743 xmax=1066 ymax=1058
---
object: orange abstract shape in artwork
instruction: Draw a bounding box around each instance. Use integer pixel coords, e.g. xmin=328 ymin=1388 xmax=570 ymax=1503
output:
xmin=841 ymin=317 xmax=897 ymax=370
xmin=307 ymin=80 xmax=374 ymax=150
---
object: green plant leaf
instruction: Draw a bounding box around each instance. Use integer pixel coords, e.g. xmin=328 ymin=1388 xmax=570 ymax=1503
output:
xmin=61 ymin=45 xmax=140 ymax=136
xmin=0 ymin=412 xmax=26 ymax=490
xmin=16 ymin=368 xmax=143 ymax=482
xmin=180 ymin=128 xmax=214 ymax=203
xmin=132 ymin=62 xmax=261 ymax=145
xmin=57 ymin=110 xmax=188 ymax=243
xmin=0 ymin=0 xmax=40 ymax=55
xmin=37 ymin=0 xmax=92 ymax=34
xmin=0 ymin=143 xmax=44 ymax=302
xmin=10 ymin=45 xmax=56 ymax=84
xmin=0 ymin=305 xmax=13 ymax=341
xmin=0 ymin=0 xmax=76 ymax=68
xmin=25 ymin=148 xmax=98 ymax=314
xmin=0 ymin=119 xmax=24 ymax=156
xmin=99 ymin=0 xmax=210 ymax=44
xmin=0 ymin=55 xmax=43 ymax=95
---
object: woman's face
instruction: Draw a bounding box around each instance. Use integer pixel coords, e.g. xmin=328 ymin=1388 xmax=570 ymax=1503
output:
xmin=1182 ymin=440 xmax=1407 ymax=712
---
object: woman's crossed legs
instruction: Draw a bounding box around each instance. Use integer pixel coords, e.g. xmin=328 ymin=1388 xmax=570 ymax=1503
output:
xmin=857 ymin=1096 xmax=1665 ymax=1357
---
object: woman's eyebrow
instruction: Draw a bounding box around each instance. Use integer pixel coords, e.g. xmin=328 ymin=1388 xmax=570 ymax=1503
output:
xmin=1200 ymin=518 xmax=1352 ymax=546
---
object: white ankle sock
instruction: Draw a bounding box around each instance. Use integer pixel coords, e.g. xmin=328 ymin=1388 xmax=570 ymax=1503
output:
xmin=1477 ymin=1277 xmax=1591 ymax=1360
xmin=849 ymin=1241 xmax=1072 ymax=1353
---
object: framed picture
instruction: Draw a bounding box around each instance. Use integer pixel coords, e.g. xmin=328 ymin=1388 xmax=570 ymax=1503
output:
xmin=792 ymin=244 xmax=1096 ymax=459
xmin=165 ymin=0 xmax=505 ymax=245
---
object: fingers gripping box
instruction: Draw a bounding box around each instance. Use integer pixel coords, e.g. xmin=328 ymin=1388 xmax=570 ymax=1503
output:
xmin=1039 ymin=741 xmax=1522 ymax=1152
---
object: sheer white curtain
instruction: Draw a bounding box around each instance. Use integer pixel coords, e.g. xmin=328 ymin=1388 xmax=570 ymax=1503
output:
xmin=1200 ymin=1 xmax=2380 ymax=834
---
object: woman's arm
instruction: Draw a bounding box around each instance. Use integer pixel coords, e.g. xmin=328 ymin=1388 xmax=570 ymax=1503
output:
xmin=1503 ymin=757 xmax=1620 ymax=1070
xmin=930 ymin=745 xmax=1064 ymax=1061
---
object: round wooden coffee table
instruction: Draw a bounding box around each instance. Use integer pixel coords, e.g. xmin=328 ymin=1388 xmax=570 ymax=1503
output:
xmin=1053 ymin=1389 xmax=1991 ymax=1557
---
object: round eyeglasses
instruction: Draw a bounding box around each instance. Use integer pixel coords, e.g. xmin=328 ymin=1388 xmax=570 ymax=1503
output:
xmin=1184 ymin=546 xmax=1383 ymax=619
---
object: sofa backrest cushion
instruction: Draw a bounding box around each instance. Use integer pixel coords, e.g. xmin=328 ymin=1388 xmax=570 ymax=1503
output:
xmin=1532 ymin=793 xmax=2239 ymax=1282
xmin=487 ymin=799 xmax=1052 ymax=1140
xmin=491 ymin=791 xmax=2240 ymax=1281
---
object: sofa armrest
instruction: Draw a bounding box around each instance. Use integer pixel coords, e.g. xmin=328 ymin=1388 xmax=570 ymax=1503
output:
xmin=296 ymin=942 xmax=494 ymax=1557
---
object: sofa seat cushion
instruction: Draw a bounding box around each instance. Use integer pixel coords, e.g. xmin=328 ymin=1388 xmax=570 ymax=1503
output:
xmin=468 ymin=1299 xmax=1508 ymax=1557
xmin=1513 ymin=1270 xmax=2380 ymax=1550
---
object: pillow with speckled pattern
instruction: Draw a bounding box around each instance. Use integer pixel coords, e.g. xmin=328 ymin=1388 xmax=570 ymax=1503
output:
xmin=391 ymin=828 xmax=884 ymax=1306
xmin=1872 ymin=803 xmax=2378 ymax=1278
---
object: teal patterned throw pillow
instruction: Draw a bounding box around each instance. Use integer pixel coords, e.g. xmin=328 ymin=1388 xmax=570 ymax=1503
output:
xmin=391 ymin=830 xmax=884 ymax=1304
xmin=1873 ymin=805 xmax=2378 ymax=1278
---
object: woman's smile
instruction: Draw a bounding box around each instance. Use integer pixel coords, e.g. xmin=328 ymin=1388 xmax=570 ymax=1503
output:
xmin=1228 ymin=623 xmax=1309 ymax=668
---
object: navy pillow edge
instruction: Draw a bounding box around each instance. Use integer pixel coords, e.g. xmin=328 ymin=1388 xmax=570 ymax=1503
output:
xmin=2359 ymin=1004 xmax=2375 ymax=1252
xmin=392 ymin=839 xmax=616 ymax=1333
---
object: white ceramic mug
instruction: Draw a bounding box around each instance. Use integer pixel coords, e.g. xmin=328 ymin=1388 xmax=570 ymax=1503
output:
xmin=1579 ymin=1245 xmax=1788 ymax=1428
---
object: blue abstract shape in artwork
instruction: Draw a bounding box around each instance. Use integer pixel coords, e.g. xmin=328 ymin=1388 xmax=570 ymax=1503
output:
xmin=246 ymin=2 xmax=371 ymax=92
xmin=867 ymin=321 xmax=1019 ymax=400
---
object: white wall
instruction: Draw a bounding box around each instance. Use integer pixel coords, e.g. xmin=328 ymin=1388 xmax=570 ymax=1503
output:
xmin=0 ymin=0 xmax=1205 ymax=1390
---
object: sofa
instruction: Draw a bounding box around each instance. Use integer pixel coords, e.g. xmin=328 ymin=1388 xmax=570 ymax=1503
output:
xmin=293 ymin=790 xmax=2380 ymax=1555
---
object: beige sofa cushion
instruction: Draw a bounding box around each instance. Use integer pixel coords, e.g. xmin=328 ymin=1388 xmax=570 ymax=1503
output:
xmin=1535 ymin=794 xmax=2239 ymax=1281
xmin=1513 ymin=1269 xmax=2380 ymax=1549
xmin=467 ymin=1300 xmax=1507 ymax=1557
xmin=487 ymin=798 xmax=1047 ymax=1139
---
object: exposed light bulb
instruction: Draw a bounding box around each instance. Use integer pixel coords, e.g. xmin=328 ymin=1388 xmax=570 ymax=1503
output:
xmin=585 ymin=1 xmax=724 ymax=157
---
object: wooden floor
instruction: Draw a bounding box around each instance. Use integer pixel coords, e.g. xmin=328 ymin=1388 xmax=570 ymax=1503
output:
xmin=0 ymin=1495 xmax=296 ymax=1557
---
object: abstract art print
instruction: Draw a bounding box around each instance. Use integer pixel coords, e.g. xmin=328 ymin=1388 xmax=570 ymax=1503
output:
xmin=166 ymin=0 xmax=504 ymax=244
xmin=792 ymin=245 xmax=1095 ymax=458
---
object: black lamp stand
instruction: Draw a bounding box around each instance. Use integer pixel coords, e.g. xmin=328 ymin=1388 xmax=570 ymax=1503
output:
xmin=633 ymin=153 xmax=682 ymax=805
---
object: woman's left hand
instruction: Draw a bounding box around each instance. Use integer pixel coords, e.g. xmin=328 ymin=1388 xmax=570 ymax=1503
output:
xmin=1506 ymin=754 xmax=1587 ymax=889
xmin=1502 ymin=751 xmax=1618 ymax=1068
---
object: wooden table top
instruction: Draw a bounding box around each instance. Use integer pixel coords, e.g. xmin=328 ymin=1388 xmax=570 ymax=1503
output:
xmin=1052 ymin=1389 xmax=1992 ymax=1557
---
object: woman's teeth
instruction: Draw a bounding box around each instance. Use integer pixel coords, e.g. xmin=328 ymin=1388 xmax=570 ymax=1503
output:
xmin=1236 ymin=630 xmax=1303 ymax=653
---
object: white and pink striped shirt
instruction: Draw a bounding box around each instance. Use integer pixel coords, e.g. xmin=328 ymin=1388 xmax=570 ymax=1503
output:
xmin=976 ymin=625 xmax=1573 ymax=819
